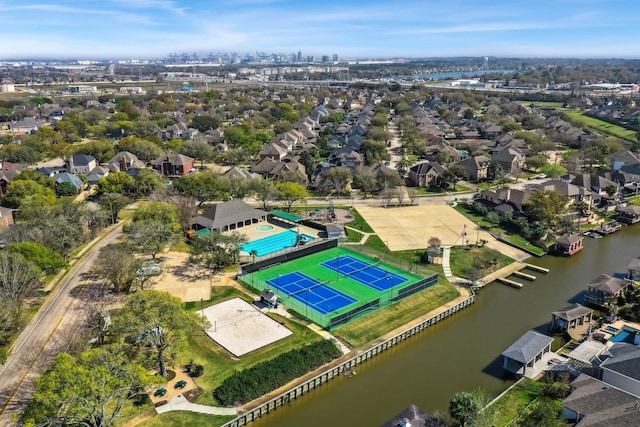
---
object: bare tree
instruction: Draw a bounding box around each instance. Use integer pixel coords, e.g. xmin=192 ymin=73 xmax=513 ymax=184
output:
xmin=0 ymin=252 xmax=41 ymax=323
xmin=166 ymin=195 xmax=199 ymax=232
xmin=93 ymin=244 xmax=139 ymax=292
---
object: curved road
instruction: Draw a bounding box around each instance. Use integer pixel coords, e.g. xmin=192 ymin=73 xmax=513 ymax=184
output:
xmin=0 ymin=223 xmax=125 ymax=426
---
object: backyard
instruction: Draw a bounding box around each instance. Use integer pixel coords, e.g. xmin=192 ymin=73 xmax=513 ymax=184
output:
xmin=562 ymin=110 xmax=637 ymax=142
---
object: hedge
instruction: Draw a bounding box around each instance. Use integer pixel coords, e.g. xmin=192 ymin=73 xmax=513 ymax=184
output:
xmin=213 ymin=339 xmax=341 ymax=406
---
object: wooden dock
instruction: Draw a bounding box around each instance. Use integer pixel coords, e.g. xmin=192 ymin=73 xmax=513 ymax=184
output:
xmin=512 ymin=270 xmax=536 ymax=281
xmin=523 ymin=263 xmax=549 ymax=273
xmin=496 ymin=277 xmax=524 ymax=288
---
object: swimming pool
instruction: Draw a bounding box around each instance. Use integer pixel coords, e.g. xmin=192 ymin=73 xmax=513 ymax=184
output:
xmin=610 ymin=326 xmax=640 ymax=343
xmin=604 ymin=326 xmax=619 ymax=334
xmin=241 ymin=230 xmax=315 ymax=257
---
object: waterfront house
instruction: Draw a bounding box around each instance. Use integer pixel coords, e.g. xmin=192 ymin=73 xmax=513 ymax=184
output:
xmin=554 ymin=234 xmax=584 ymax=256
xmin=583 ymin=274 xmax=631 ymax=308
xmin=562 ymin=374 xmax=640 ymax=426
xmin=550 ymin=304 xmax=594 ymax=333
xmin=616 ymin=205 xmax=640 ymax=224
xmin=501 ymin=330 xmax=554 ymax=377
xmin=599 ymin=343 xmax=640 ymax=397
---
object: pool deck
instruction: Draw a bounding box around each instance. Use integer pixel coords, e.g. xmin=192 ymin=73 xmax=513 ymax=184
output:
xmin=234 ymin=220 xmax=320 ymax=248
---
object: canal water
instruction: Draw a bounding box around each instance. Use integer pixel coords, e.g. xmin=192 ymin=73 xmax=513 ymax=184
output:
xmin=252 ymin=225 xmax=640 ymax=427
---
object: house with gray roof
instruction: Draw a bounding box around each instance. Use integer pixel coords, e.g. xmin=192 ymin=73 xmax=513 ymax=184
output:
xmin=584 ymin=274 xmax=632 ymax=308
xmin=408 ymin=162 xmax=445 ymax=188
xmin=108 ymin=151 xmax=145 ymax=175
xmin=456 ymin=155 xmax=491 ymax=182
xmin=562 ymin=374 xmax=640 ymax=426
xmin=600 ymin=343 xmax=640 ymax=397
xmin=501 ymin=330 xmax=554 ymax=377
xmin=550 ymin=303 xmax=593 ymax=333
xmin=55 ymin=172 xmax=84 ymax=190
xmin=191 ymin=200 xmax=267 ymax=232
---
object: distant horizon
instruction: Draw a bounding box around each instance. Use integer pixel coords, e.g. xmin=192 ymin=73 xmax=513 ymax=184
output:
xmin=2 ymin=55 xmax=640 ymax=63
xmin=1 ymin=0 xmax=639 ymax=59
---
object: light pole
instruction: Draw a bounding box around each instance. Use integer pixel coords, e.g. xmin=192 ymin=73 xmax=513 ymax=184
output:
xmin=200 ymin=298 xmax=204 ymax=317
xmin=384 ymin=241 xmax=389 ymax=264
xmin=387 ymin=274 xmax=393 ymax=305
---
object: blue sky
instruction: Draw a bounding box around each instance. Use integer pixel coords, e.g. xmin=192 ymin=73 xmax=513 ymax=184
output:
xmin=1 ymin=0 xmax=638 ymax=59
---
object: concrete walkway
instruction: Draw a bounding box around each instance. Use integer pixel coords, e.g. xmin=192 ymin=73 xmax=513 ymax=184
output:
xmin=441 ymin=246 xmax=467 ymax=285
xmin=156 ymin=394 xmax=238 ymax=416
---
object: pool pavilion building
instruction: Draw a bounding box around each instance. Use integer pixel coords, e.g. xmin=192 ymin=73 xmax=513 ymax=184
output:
xmin=192 ymin=200 xmax=268 ymax=233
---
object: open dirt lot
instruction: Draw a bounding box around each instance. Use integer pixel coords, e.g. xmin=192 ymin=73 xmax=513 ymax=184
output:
xmin=202 ymin=297 xmax=293 ymax=357
xmin=357 ymin=205 xmax=528 ymax=260
xmin=149 ymin=252 xmax=212 ymax=302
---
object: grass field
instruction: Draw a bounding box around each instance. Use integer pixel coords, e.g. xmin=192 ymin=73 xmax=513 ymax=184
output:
xmin=562 ymin=110 xmax=637 ymax=142
xmin=243 ymin=246 xmax=429 ymax=328
xmin=449 ymin=247 xmax=515 ymax=278
xmin=333 ymin=278 xmax=459 ymax=347
xmin=486 ymin=379 xmax=545 ymax=426
xmin=139 ymin=412 xmax=236 ymax=427
xmin=453 ymin=204 xmax=546 ymax=256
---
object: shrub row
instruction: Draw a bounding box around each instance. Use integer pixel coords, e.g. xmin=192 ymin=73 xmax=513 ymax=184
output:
xmin=213 ymin=339 xmax=341 ymax=406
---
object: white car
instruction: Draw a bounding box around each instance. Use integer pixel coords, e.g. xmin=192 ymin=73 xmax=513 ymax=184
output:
xmin=537 ymin=173 xmax=547 ymax=179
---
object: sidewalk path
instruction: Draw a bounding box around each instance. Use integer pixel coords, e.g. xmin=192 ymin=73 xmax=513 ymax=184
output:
xmin=156 ymin=394 xmax=237 ymax=416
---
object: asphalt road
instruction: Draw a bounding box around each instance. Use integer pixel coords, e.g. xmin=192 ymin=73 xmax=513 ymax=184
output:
xmin=0 ymin=223 xmax=125 ymax=426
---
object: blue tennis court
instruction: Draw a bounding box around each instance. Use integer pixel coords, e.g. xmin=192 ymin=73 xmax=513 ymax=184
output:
xmin=321 ymin=255 xmax=408 ymax=291
xmin=266 ymin=271 xmax=357 ymax=314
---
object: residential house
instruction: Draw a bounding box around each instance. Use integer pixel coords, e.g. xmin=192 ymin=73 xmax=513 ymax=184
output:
xmin=562 ymin=374 xmax=640 ymax=426
xmin=9 ymin=117 xmax=40 ymax=134
xmin=259 ymin=141 xmax=288 ymax=160
xmin=480 ymin=188 xmax=531 ymax=214
xmin=456 ymin=155 xmax=491 ymax=182
xmin=86 ymin=165 xmax=109 ymax=186
xmin=0 ymin=206 xmax=14 ymax=228
xmin=609 ymin=150 xmax=640 ymax=171
xmin=583 ymin=274 xmax=631 ymax=308
xmin=224 ymin=166 xmax=261 ymax=181
xmin=408 ymin=162 xmax=445 ymax=188
xmin=492 ymin=147 xmax=525 ymax=175
xmin=152 ymin=154 xmax=194 ymax=177
xmin=0 ymin=169 xmax=20 ymax=195
xmin=55 ymin=172 xmax=84 ymax=191
xmin=571 ymin=174 xmax=619 ymax=205
xmin=334 ymin=150 xmax=364 ymax=168
xmin=501 ymin=330 xmax=554 ymax=377
xmin=599 ymin=343 xmax=640 ymax=397
xmin=68 ymin=153 xmax=97 ymax=174
xmin=536 ymin=180 xmax=593 ymax=206
xmin=108 ymin=151 xmax=146 ymax=175
xmin=616 ymin=205 xmax=640 ymax=224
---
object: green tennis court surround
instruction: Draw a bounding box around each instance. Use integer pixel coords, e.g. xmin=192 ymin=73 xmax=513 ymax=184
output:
xmin=239 ymin=246 xmax=438 ymax=329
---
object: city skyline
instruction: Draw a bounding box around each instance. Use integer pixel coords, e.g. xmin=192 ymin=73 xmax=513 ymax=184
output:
xmin=1 ymin=0 xmax=639 ymax=60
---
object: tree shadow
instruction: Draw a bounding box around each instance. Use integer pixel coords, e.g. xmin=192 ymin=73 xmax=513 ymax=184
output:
xmin=169 ymin=263 xmax=210 ymax=282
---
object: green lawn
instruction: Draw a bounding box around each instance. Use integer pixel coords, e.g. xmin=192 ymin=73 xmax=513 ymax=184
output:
xmin=449 ymin=247 xmax=515 ymax=278
xmin=139 ymin=412 xmax=236 ymax=427
xmin=333 ymin=278 xmax=459 ymax=347
xmin=486 ymin=379 xmax=545 ymax=426
xmin=453 ymin=204 xmax=546 ymax=256
xmin=345 ymin=207 xmax=374 ymax=233
xmin=344 ymin=227 xmax=364 ymax=242
xmin=563 ymin=110 xmax=637 ymax=142
xmin=629 ymin=195 xmax=640 ymax=206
